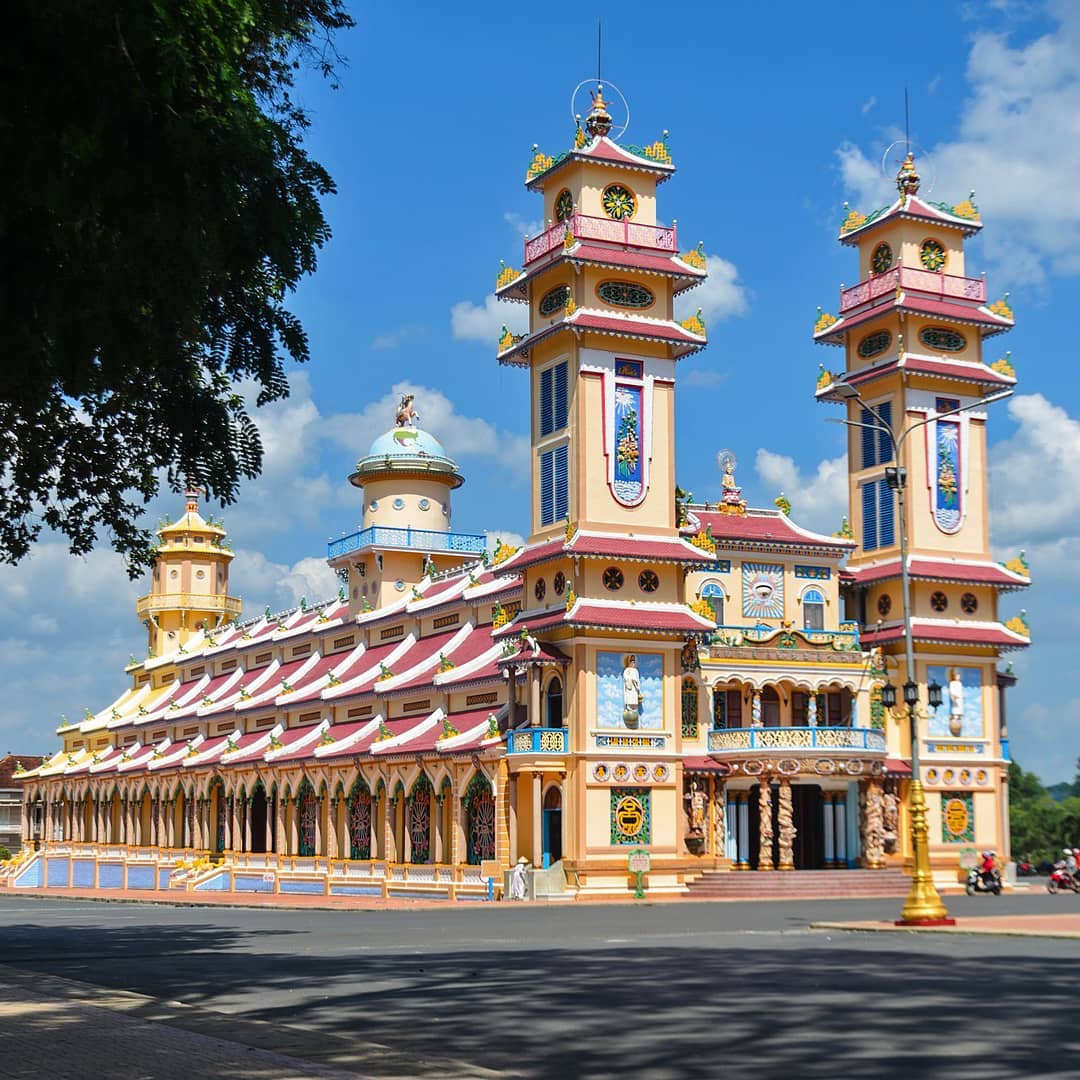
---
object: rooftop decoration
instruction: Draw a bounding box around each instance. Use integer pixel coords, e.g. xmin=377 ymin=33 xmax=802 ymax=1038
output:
xmin=950 ymin=193 xmax=980 ymax=220
xmin=526 ymin=145 xmax=555 ymax=181
xmin=680 ymin=242 xmax=706 ymax=271
xmin=486 ymin=713 xmax=500 ymax=739
xmin=814 ymin=307 xmax=838 ymax=334
xmin=675 ymin=485 xmax=693 ymax=527
xmin=690 ymin=527 xmax=716 ymax=554
xmin=327 ymin=671 xmax=342 ymax=687
xmin=565 ymin=520 xmax=577 ymax=542
xmin=585 ymin=85 xmax=613 ymax=137
xmin=840 ymin=203 xmax=867 ymax=234
xmin=681 ymin=308 xmax=706 ymax=337
xmin=318 ymin=729 xmax=335 ymax=747
xmin=13 ymin=761 xmax=25 ymax=775
xmin=564 ymin=294 xmax=577 ymax=317
xmin=717 ymin=451 xmax=747 ymax=516
xmin=574 ymin=120 xmax=587 ymax=149
xmin=1005 ymin=610 xmax=1030 ymax=637
xmin=279 ymin=679 xmax=294 ymax=695
xmin=817 ymin=365 xmax=836 ymax=391
xmin=564 ymin=586 xmax=577 ymax=613
xmin=491 ymin=538 xmax=519 ymax=566
xmin=436 ymin=652 xmax=455 ymax=673
xmin=834 ymin=516 xmax=854 ymax=540
xmin=492 ymin=600 xmax=508 ymax=629
xmin=498 ymin=326 xmax=527 ymax=353
xmin=991 ymin=352 xmax=1016 ymax=378
xmin=1001 ymin=551 xmax=1030 ymax=578
xmin=895 ymin=151 xmax=921 ymax=196
xmin=375 ymin=719 xmax=393 ymax=742
xmin=988 ymin=294 xmax=1013 ymax=320
xmin=439 ymin=718 xmax=460 ymax=740
xmin=376 ymin=662 xmax=394 ymax=682
xmin=774 ymin=492 xmax=791 ymax=516
xmin=269 ymin=732 xmax=283 ymax=751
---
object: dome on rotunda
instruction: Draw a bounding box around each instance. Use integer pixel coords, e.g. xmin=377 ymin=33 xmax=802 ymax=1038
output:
xmin=350 ymin=394 xmax=464 ymax=488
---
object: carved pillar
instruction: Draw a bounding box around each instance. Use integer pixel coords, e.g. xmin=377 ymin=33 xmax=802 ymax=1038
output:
xmin=751 ymin=691 xmax=763 ymax=727
xmin=326 ymin=796 xmax=339 ymax=860
xmin=777 ymin=778 xmax=796 ymax=871
xmin=230 ymin=795 xmax=240 ymax=853
xmin=862 ymin=777 xmax=885 ymax=869
xmin=244 ymin=799 xmax=253 ymax=854
xmin=711 ymin=780 xmax=725 ymax=861
xmin=756 ymin=775 xmax=774 ymax=871
xmin=508 ymin=771 xmax=518 ymax=861
xmin=531 ymin=771 xmax=543 ymax=868
xmin=835 ymin=792 xmax=848 ymax=866
xmin=823 ymin=792 xmax=836 ymax=866
xmin=288 ymin=797 xmax=299 ymax=856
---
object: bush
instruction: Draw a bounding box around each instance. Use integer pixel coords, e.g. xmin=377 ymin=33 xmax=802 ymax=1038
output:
xmin=0 ymin=846 xmax=12 ymax=862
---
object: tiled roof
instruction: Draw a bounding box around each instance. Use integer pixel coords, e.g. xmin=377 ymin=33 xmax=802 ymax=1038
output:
xmin=494 ymin=530 xmax=713 ymax=576
xmin=862 ymin=618 xmax=1030 ymax=649
xmin=838 ymin=194 xmax=983 ymax=244
xmin=844 ymin=557 xmax=1030 ymax=591
xmin=689 ymin=508 xmax=854 ymax=552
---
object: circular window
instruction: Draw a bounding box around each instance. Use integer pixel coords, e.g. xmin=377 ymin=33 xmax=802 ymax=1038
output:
xmin=602 ymin=566 xmax=625 ymax=591
xmin=877 ymin=594 xmax=892 ymax=617
xmin=920 ymin=238 xmax=947 ymax=272
xmin=919 ymin=326 xmax=966 ymax=352
xmin=871 ymin=243 xmax=893 ymax=274
xmin=553 ymin=571 xmax=566 ymax=596
xmin=638 ymin=569 xmax=659 ymax=593
xmin=369 ymin=500 xmax=379 ymax=512
xmin=857 ymin=330 xmax=891 ymax=359
xmin=602 ymin=184 xmax=636 ymax=221
xmin=597 ymin=280 xmax=655 ymax=309
xmin=392 ymin=498 xmax=404 ymax=510
xmin=930 ymin=591 xmax=948 ymax=612
xmin=418 ymin=498 xmax=430 ymax=511
xmin=961 ymin=592 xmax=978 ymax=613
xmin=539 ymin=284 xmax=571 ymax=317
xmin=394 ymin=579 xmax=406 ymax=592
xmin=534 ymin=578 xmax=547 ymax=602
xmin=170 ymin=569 xmax=178 ymax=579
xmin=196 ymin=569 xmax=205 ymax=580
xmin=555 ymin=189 xmax=574 ymax=222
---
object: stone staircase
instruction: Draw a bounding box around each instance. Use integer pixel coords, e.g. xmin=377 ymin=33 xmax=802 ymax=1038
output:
xmin=684 ymin=867 xmax=911 ymax=900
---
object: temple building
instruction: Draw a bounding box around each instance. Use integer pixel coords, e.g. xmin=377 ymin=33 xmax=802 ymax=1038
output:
xmin=2 ymin=86 xmax=1029 ymax=899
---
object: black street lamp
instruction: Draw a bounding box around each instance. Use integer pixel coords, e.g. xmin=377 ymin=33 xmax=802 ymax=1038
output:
xmin=881 ymin=683 xmax=898 ymax=709
xmin=927 ymin=681 xmax=943 ymax=710
xmin=903 ymin=680 xmax=919 ymax=707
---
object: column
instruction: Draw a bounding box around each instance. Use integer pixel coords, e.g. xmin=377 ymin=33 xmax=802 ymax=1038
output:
xmin=756 ymin=776 xmax=773 ymax=871
xmin=862 ymin=777 xmax=885 ymax=869
xmin=777 ymin=779 xmax=795 ymax=871
xmin=434 ymin=792 xmax=444 ymax=863
xmin=724 ymin=796 xmax=738 ymax=861
xmin=736 ymin=793 xmax=750 ymax=868
xmin=823 ymin=793 xmax=836 ymax=867
xmin=529 ymin=667 xmax=541 ymax=727
xmin=275 ymin=794 xmax=286 ymax=856
xmin=314 ymin=793 xmax=324 ymax=857
xmin=707 ymin=776 xmax=716 ymax=856
xmin=288 ymin=798 xmax=299 ymax=856
xmin=326 ymin=796 xmax=339 ymax=860
xmin=531 ymin=771 xmax=543 ymax=868
xmin=230 ymin=795 xmax=240 ymax=853
xmin=835 ymin=794 xmax=848 ymax=866
xmin=244 ymin=800 xmax=253 ymax=854
xmin=508 ymin=771 xmax=518 ymax=861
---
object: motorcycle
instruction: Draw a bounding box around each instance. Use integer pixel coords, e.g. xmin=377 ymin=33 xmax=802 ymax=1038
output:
xmin=1047 ymin=866 xmax=1080 ymax=894
xmin=966 ymin=867 xmax=1002 ymax=896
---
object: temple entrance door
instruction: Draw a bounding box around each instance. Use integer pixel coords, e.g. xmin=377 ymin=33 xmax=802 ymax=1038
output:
xmin=542 ymin=787 xmax=562 ymax=868
xmin=793 ymin=784 xmax=825 ymax=869
xmin=250 ymin=789 xmax=268 ymax=853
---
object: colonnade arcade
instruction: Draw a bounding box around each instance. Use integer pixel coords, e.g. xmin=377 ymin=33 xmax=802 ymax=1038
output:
xmin=24 ymin=763 xmax=499 ymax=867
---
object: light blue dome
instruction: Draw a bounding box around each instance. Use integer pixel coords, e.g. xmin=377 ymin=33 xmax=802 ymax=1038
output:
xmin=351 ymin=426 xmax=464 ymax=488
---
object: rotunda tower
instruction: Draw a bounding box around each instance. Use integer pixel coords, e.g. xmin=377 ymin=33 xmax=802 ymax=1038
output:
xmin=136 ymin=484 xmax=241 ymax=657
xmin=326 ymin=396 xmax=486 ymax=616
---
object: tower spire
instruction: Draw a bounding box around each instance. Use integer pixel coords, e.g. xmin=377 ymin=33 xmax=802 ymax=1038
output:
xmin=895 ymin=87 xmax=920 ymax=196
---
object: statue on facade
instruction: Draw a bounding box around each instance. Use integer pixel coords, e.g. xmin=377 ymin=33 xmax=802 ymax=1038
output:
xmin=712 ymin=791 xmax=725 ymax=855
xmin=948 ymin=667 xmax=965 ymax=737
xmin=777 ymin=782 xmax=796 ymax=870
xmin=622 ymin=654 xmax=642 ymax=727
xmin=716 ymin=449 xmax=747 ymax=515
xmin=757 ymin=777 xmax=774 ymax=870
xmin=684 ymin=780 xmax=707 ymax=832
xmin=863 ymin=780 xmax=885 ymax=867
xmin=882 ymin=784 xmax=899 ymax=854
xmin=395 ymin=394 xmax=420 ymax=428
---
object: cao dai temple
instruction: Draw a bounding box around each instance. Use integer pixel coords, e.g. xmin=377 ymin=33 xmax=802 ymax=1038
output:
xmin=3 ymin=83 xmax=1032 ymax=900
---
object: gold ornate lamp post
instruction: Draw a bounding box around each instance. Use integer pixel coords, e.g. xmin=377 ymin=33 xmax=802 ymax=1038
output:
xmin=830 ymin=382 xmax=1012 ymax=924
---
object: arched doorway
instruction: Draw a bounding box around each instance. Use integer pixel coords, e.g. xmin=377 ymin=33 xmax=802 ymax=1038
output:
xmin=464 ymin=773 xmax=495 ymax=865
xmin=542 ymin=786 xmax=563 ymax=867
xmin=139 ymin=790 xmax=153 ymax=845
xmin=545 ymin=677 xmax=563 ymax=728
xmin=296 ymin=780 xmax=317 ymax=857
xmin=407 ymin=774 xmax=433 ymax=864
xmin=347 ymin=780 xmax=372 ymax=860
xmin=250 ymin=784 xmax=268 ymax=853
xmin=208 ymin=779 xmax=226 ymax=854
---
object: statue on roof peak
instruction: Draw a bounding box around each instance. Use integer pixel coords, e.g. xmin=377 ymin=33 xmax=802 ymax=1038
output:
xmin=395 ymin=393 xmax=420 ymax=428
xmin=896 ymin=151 xmax=921 ymax=197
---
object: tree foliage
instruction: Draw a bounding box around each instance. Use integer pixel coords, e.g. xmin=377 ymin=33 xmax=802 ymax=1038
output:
xmin=1009 ymin=759 xmax=1080 ymax=862
xmin=1 ymin=0 xmax=354 ymax=574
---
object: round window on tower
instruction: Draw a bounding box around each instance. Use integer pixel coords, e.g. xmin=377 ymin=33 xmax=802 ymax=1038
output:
xmin=638 ymin=569 xmax=660 ymax=593
xmin=601 ymin=184 xmax=636 ymax=221
xmin=418 ymin=498 xmax=430 ymax=511
xmin=555 ymin=188 xmax=574 ymax=222
xmin=196 ymin=569 xmax=205 ymax=580
xmin=369 ymin=500 xmax=379 ymax=512
xmin=930 ymin=591 xmax=949 ymax=612
xmin=395 ymin=579 xmax=406 ymax=592
xmin=919 ymin=238 xmax=947 ymax=272
xmin=534 ymin=578 xmax=547 ymax=602
xmin=961 ymin=592 xmax=978 ymax=614
xmin=602 ymin=566 xmax=625 ymax=591
xmin=170 ymin=569 xmax=178 ymax=579
xmin=553 ymin=571 xmax=566 ymax=596
xmin=871 ymin=242 xmax=893 ymax=275
xmin=877 ymin=594 xmax=892 ymax=617
xmin=393 ymin=498 xmax=405 ymax=510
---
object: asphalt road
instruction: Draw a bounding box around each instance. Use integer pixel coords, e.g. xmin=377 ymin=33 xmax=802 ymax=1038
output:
xmin=1 ymin=893 xmax=1078 ymax=1079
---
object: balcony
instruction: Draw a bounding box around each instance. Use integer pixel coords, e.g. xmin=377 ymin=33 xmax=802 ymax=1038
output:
xmin=709 ymin=623 xmax=860 ymax=656
xmin=135 ymin=592 xmax=243 ymax=618
xmin=707 ymin=726 xmax=886 ymax=757
xmin=523 ymin=212 xmax=677 ymax=266
xmin=327 ymin=526 xmax=487 ymax=562
xmin=839 ymin=266 xmax=986 ymax=314
xmin=507 ymin=727 xmax=569 ymax=755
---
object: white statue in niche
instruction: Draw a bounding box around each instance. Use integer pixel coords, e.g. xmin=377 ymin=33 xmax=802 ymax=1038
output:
xmin=948 ymin=667 xmax=965 ymax=737
xmin=622 ymin=654 xmax=642 ymax=727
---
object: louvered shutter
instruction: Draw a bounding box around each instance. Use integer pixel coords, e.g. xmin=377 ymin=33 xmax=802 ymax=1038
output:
xmin=861 ymin=481 xmax=878 ymax=550
xmin=878 ymin=479 xmax=896 ymax=546
xmin=860 ymin=407 xmax=877 ymax=468
xmin=539 ymin=367 xmax=554 ymax=436
xmin=553 ymin=362 xmax=568 ymax=431
xmin=540 ymin=450 xmax=554 ymax=525
xmin=877 ymin=400 xmax=893 ymax=463
xmin=553 ymin=444 xmax=569 ymax=521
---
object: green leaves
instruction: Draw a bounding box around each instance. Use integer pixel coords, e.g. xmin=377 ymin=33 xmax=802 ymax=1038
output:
xmin=0 ymin=0 xmax=354 ymax=575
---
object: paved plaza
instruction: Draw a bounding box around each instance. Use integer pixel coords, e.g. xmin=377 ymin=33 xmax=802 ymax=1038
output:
xmin=1 ymin=894 xmax=1079 ymax=1078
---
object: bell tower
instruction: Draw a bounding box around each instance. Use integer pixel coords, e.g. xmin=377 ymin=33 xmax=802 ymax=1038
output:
xmin=136 ymin=485 xmax=241 ymax=657
xmin=815 ymin=153 xmax=1031 ymax=863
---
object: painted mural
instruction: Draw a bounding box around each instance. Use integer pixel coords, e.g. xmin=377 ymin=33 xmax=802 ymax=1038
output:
xmin=612 ymin=383 xmax=643 ymax=504
xmin=932 ymin=398 xmax=962 ymax=532
xmin=742 ymin=563 xmax=785 ymax=619
xmin=597 ymin=651 xmax=663 ymax=729
xmin=928 ymin=665 xmax=984 ymax=738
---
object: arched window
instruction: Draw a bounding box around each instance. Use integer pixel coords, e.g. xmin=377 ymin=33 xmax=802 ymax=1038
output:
xmin=761 ymin=686 xmax=781 ymax=726
xmin=681 ymin=677 xmax=699 ymax=738
xmin=296 ymin=779 xmax=317 ymax=857
xmin=407 ymin=774 xmax=433 ymax=864
xmin=546 ymin=677 xmax=563 ymax=728
xmin=347 ymin=780 xmax=372 ymax=860
xmin=464 ymin=773 xmax=495 ymax=864
xmin=701 ymin=582 xmax=725 ymax=624
xmin=802 ymin=588 xmax=826 ymax=631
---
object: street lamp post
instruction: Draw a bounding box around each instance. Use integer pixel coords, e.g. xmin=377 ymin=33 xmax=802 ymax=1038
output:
xmin=831 ymin=382 xmax=1012 ymax=924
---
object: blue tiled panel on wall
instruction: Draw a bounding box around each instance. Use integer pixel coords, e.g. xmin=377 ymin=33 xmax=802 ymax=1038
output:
xmin=194 ymin=871 xmax=231 ymax=891
xmin=98 ymin=863 xmax=123 ymax=889
xmin=46 ymin=857 xmax=70 ymax=887
xmin=73 ymin=860 xmax=95 ymax=888
xmin=158 ymin=868 xmax=172 ymax=889
xmin=279 ymin=879 xmax=324 ymax=894
xmin=127 ymin=866 xmax=155 ymax=890
xmin=329 ymin=885 xmax=382 ymax=897
xmin=388 ymin=890 xmax=448 ymax=901
xmin=14 ymin=859 xmax=42 ymax=888
xmin=234 ymin=875 xmax=274 ymax=893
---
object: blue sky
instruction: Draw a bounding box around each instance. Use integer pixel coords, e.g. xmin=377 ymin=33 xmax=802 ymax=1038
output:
xmin=2 ymin=1 xmax=1076 ymax=783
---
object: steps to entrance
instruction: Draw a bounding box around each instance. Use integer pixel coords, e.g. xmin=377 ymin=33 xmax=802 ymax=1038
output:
xmin=684 ymin=868 xmax=911 ymax=900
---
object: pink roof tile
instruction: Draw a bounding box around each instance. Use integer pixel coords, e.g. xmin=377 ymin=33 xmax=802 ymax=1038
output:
xmin=691 ymin=509 xmax=854 ymax=551
xmin=569 ymin=602 xmax=713 ymax=635
xmin=845 ymin=557 xmax=1030 ymax=590
xmin=862 ymin=620 xmax=1029 ymax=649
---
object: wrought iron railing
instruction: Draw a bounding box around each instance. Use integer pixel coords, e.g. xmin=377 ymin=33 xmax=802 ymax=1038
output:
xmin=523 ymin=212 xmax=677 ymax=265
xmin=707 ymin=726 xmax=886 ymax=754
xmin=839 ymin=266 xmax=986 ymax=314
xmin=327 ymin=526 xmax=487 ymax=561
xmin=507 ymin=727 xmax=569 ymax=754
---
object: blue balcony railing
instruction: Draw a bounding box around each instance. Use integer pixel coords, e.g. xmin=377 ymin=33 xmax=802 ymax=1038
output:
xmin=709 ymin=623 xmax=860 ymax=650
xmin=507 ymin=728 xmax=569 ymax=754
xmin=327 ymin=525 xmax=487 ymax=561
xmin=707 ymin=726 xmax=886 ymax=755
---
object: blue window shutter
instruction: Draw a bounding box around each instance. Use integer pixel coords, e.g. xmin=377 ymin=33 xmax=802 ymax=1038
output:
xmin=877 ymin=400 xmax=893 ymax=463
xmin=553 ymin=362 xmax=568 ymax=431
xmin=879 ymin=480 xmax=896 ymax=546
xmin=861 ymin=481 xmax=878 ymax=550
xmin=540 ymin=450 xmax=554 ymax=525
xmin=860 ymin=407 xmax=877 ymax=468
xmin=539 ymin=367 xmax=553 ymax=437
xmin=554 ymin=444 xmax=569 ymax=521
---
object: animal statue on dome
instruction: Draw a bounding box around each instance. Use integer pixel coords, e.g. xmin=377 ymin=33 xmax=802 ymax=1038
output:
xmin=395 ymin=394 xmax=420 ymax=428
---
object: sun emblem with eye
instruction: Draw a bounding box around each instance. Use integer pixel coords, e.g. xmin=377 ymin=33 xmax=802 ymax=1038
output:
xmin=742 ymin=563 xmax=784 ymax=618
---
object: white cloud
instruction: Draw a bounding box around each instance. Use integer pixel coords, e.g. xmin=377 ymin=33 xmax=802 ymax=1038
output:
xmin=230 ymin=550 xmax=341 ymax=614
xmin=838 ymin=3 xmax=1080 ymax=282
xmin=675 ymin=255 xmax=749 ymax=326
xmin=371 ymin=325 xmax=425 ymax=350
xmin=451 ymin=294 xmax=527 ymax=345
xmin=861 ymin=95 xmax=877 ymax=115
xmin=680 ymin=368 xmax=727 ymax=388
xmin=504 ymin=211 xmax=544 ymax=238
xmin=753 ymin=450 xmax=849 ymax=535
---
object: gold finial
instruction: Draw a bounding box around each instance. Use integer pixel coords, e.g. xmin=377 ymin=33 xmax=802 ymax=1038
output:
xmin=896 ymin=151 xmax=921 ymax=196
xmin=585 ymin=85 xmax=613 ymax=138
xmin=184 ymin=479 xmax=203 ymax=514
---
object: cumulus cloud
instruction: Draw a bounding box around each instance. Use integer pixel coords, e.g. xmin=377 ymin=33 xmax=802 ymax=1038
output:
xmin=371 ymin=325 xmax=425 ymax=350
xmin=675 ymin=255 xmax=749 ymax=325
xmin=680 ymin=368 xmax=727 ymax=389
xmin=451 ymin=295 xmax=526 ymax=345
xmin=504 ymin=211 xmax=544 ymax=238
xmin=753 ymin=450 xmax=849 ymax=535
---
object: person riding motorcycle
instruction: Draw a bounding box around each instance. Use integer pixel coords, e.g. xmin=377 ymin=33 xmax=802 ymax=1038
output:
xmin=979 ymin=850 xmax=999 ymax=889
xmin=1072 ymin=848 xmax=1080 ymax=886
